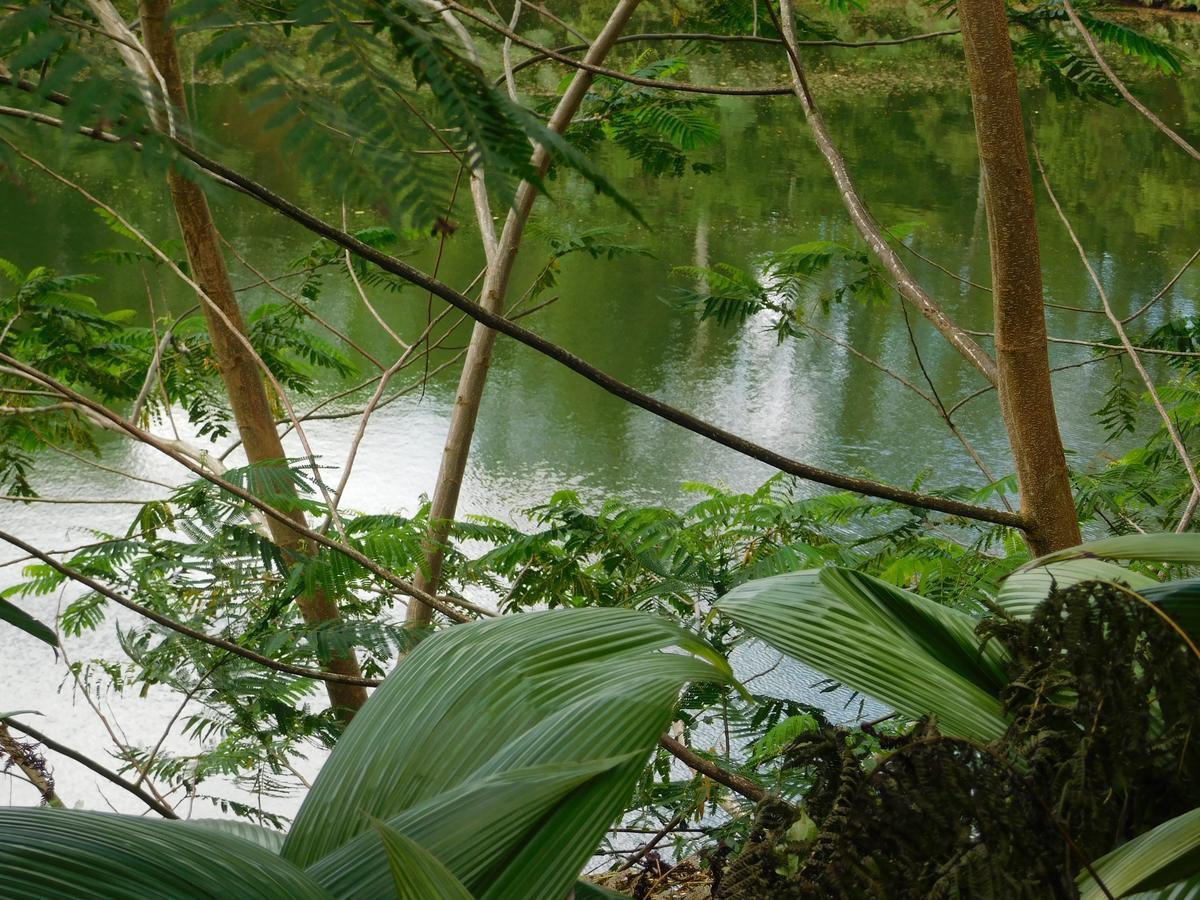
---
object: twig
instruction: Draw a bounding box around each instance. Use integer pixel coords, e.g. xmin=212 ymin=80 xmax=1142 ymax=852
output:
xmin=1 ymin=717 xmax=178 ymax=818
xmin=1035 ymin=148 xmax=1200 ymax=533
xmin=220 ymin=234 xmax=386 ymax=371
xmin=1060 ymin=0 xmax=1200 ymax=164
xmin=616 ymin=811 xmax=688 ymax=871
xmin=1123 ymin=245 xmax=1200 ymax=325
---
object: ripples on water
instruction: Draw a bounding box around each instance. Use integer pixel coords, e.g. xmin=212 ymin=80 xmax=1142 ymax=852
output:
xmin=0 ymin=78 xmax=1196 ymax=815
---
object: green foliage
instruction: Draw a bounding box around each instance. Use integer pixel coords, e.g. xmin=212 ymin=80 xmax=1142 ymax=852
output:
xmin=671 ymin=238 xmax=892 ymax=342
xmin=712 ymin=534 xmax=1200 ymax=898
xmin=0 ymin=610 xmax=729 ymax=900
xmin=566 ymin=53 xmax=720 ymax=178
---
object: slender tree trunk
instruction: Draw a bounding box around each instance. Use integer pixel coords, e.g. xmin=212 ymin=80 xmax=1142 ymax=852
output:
xmin=956 ymin=0 xmax=1082 ymax=554
xmin=407 ymin=0 xmax=642 ymax=624
xmin=137 ymin=0 xmax=368 ymax=715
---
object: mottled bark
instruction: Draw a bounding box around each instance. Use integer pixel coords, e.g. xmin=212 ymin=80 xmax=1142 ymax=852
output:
xmin=956 ymin=0 xmax=1081 ymax=553
xmin=138 ymin=0 xmax=368 ymax=716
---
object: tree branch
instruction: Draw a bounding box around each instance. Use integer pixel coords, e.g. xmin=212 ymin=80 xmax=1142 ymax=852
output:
xmin=164 ymin=139 xmax=1025 ymax=529
xmin=658 ymin=733 xmax=766 ymax=803
xmin=1 ymin=716 xmax=179 ymax=818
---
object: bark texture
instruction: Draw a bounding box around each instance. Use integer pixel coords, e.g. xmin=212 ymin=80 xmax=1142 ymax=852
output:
xmin=407 ymin=0 xmax=643 ymax=624
xmin=956 ymin=0 xmax=1081 ymax=553
xmin=138 ymin=0 xmax=368 ymax=715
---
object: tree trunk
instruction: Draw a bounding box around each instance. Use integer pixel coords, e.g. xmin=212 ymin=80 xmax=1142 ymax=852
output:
xmin=138 ymin=0 xmax=368 ymax=716
xmin=407 ymin=0 xmax=643 ymax=624
xmin=956 ymin=0 xmax=1082 ymax=554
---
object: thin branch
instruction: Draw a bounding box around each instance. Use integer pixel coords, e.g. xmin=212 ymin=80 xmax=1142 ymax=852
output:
xmin=1061 ymin=0 xmax=1200 ymax=164
xmin=0 ymin=105 xmax=133 ymax=145
xmin=899 ymin=301 xmax=1009 ymax=506
xmin=0 ymin=353 xmax=481 ymax=622
xmin=1123 ymin=245 xmax=1200 ymax=325
xmin=2 ymin=139 xmax=350 ymax=542
xmin=130 ymin=302 xmax=198 ymax=423
xmin=0 ymin=527 xmax=383 ymax=686
xmin=1 ymin=716 xmax=178 ymax=818
xmin=506 ymin=29 xmax=962 ymax=80
xmin=220 ymin=234 xmax=386 ymax=371
xmin=771 ymin=0 xmax=997 ymax=382
xmin=1035 ymin=148 xmax=1200 ymax=532
xmin=167 ymin=138 xmax=1026 ymax=529
xmin=442 ymin=1 xmax=796 ymax=96
xmin=616 ymin=811 xmax=688 ymax=871
xmin=945 ymin=352 xmax=1120 ymax=417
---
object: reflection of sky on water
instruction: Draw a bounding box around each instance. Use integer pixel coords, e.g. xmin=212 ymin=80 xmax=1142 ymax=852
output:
xmin=1 ymin=77 xmax=1197 ymax=818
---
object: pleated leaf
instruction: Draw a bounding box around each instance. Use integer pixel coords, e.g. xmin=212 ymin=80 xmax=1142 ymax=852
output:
xmin=371 ymin=819 xmax=472 ymax=900
xmin=287 ymin=608 xmax=730 ymax=898
xmin=996 ymin=558 xmax=1158 ymax=619
xmin=1140 ymin=579 xmax=1200 ymax=645
xmin=1023 ymin=534 xmax=1200 ymax=568
xmin=0 ymin=808 xmax=328 ymax=899
xmin=182 ymin=818 xmax=286 ymax=853
xmin=714 ymin=567 xmax=1009 ymax=741
xmin=1079 ymin=806 xmax=1200 ymax=900
xmin=1125 ymin=876 xmax=1200 ymax=900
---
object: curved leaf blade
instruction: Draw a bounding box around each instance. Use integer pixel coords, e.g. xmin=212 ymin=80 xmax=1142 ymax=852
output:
xmin=715 ymin=568 xmax=1009 ymax=741
xmin=370 ymin=819 xmax=472 ymax=900
xmin=997 ymin=559 xmax=1157 ymax=620
xmin=1022 ymin=534 xmax=1200 ymax=570
xmin=0 ymin=808 xmax=328 ymax=899
xmin=287 ymin=608 xmax=729 ymax=899
xmin=1079 ymin=807 xmax=1200 ymax=900
xmin=0 ymin=597 xmax=56 ymax=648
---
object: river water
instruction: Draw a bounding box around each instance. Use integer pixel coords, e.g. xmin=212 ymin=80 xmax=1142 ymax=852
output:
xmin=0 ymin=74 xmax=1197 ymax=817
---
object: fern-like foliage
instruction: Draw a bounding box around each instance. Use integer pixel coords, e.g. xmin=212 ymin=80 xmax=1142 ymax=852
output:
xmin=2 ymin=0 xmax=635 ymax=229
xmin=670 ymin=237 xmax=891 ymax=342
xmin=565 ymin=53 xmax=720 ymax=178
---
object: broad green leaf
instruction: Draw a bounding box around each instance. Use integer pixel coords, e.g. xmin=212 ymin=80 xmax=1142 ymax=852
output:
xmin=1024 ymin=534 xmax=1200 ymax=569
xmin=370 ymin=819 xmax=471 ymax=900
xmin=0 ymin=597 xmax=56 ymax=648
xmin=307 ymin=759 xmax=622 ymax=896
xmin=287 ymin=608 xmax=729 ymax=900
xmin=0 ymin=808 xmax=328 ymax=899
xmin=1079 ymin=807 xmax=1200 ymax=900
xmin=715 ymin=567 xmax=1010 ymax=741
xmin=996 ymin=559 xmax=1157 ymax=619
xmin=182 ymin=819 xmax=285 ymax=853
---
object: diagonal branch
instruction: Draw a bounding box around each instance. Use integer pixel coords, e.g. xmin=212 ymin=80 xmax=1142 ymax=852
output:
xmin=2 ymin=716 xmax=178 ymax=818
xmin=1060 ymin=0 xmax=1200 ymax=164
xmin=164 ymin=138 xmax=1025 ymax=529
xmin=771 ymin=0 xmax=997 ymax=383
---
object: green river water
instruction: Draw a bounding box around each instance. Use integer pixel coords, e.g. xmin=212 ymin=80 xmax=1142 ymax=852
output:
xmin=0 ymin=71 xmax=1196 ymax=814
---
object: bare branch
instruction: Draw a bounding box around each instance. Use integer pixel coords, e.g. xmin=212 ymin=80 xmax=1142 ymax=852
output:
xmin=1035 ymin=148 xmax=1200 ymax=532
xmin=2 ymin=716 xmax=179 ymax=818
xmin=1061 ymin=0 xmax=1200 ymax=164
